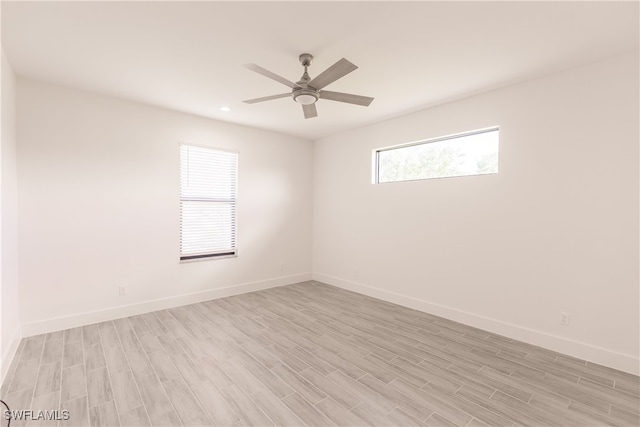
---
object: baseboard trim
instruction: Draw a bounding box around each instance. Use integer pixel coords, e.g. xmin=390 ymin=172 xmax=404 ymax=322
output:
xmin=21 ymin=273 xmax=312 ymax=337
xmin=313 ymin=273 xmax=639 ymax=376
xmin=1 ymin=326 xmax=22 ymax=387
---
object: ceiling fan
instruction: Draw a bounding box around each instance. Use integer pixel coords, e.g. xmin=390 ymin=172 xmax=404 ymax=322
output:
xmin=243 ymin=53 xmax=374 ymax=119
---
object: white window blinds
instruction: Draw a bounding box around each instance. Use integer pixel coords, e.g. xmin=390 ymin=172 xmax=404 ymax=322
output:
xmin=180 ymin=144 xmax=237 ymax=260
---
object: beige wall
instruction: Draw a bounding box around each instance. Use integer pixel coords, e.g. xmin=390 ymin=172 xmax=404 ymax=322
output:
xmin=313 ymin=52 xmax=640 ymax=374
xmin=17 ymin=79 xmax=313 ymax=334
xmin=1 ymin=49 xmax=20 ymax=382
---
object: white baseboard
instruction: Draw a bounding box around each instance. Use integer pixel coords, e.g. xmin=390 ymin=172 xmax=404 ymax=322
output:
xmin=21 ymin=273 xmax=312 ymax=337
xmin=313 ymin=273 xmax=640 ymax=376
xmin=1 ymin=326 xmax=21 ymax=387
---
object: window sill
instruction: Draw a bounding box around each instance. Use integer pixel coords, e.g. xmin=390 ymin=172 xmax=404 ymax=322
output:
xmin=179 ymin=253 xmax=238 ymax=263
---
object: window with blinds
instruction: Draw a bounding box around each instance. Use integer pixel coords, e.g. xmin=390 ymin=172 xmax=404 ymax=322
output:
xmin=180 ymin=144 xmax=238 ymax=261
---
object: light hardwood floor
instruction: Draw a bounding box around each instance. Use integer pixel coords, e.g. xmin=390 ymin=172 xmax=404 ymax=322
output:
xmin=1 ymin=281 xmax=638 ymax=426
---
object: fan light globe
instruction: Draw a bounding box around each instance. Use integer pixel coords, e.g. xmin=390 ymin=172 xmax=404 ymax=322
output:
xmin=294 ymin=93 xmax=317 ymax=105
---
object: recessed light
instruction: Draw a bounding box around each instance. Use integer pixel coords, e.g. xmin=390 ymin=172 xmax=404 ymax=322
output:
xmin=220 ymin=106 xmax=231 ymax=112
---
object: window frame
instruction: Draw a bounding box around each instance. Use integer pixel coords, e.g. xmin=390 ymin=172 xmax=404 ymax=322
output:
xmin=373 ymin=126 xmax=499 ymax=184
xmin=179 ymin=143 xmax=238 ymax=263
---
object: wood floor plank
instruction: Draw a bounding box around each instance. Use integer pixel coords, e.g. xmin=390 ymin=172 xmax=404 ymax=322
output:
xmin=418 ymin=360 xmax=494 ymax=398
xmin=424 ymin=412 xmax=459 ymax=427
xmin=271 ymin=364 xmax=326 ymax=404
xmin=361 ymin=374 xmax=437 ymax=421
xmin=267 ymin=344 xmax=309 ymax=372
xmin=218 ymin=359 xmax=266 ymax=396
xmin=104 ymin=345 xmax=129 ymax=375
xmin=21 ymin=335 xmax=45 ymax=361
xmin=63 ymin=341 xmax=84 ymax=368
xmin=615 ymin=378 xmax=640 ymax=398
xmin=564 ymin=399 xmax=622 ymax=426
xmin=315 ymin=397 xmax=369 ymax=426
xmin=250 ymin=389 xmax=303 ymax=427
xmin=7 ymin=357 xmax=39 ymax=394
xmin=388 ymin=378 xmax=473 ymax=426
xmin=98 ymin=322 xmax=121 ymax=349
xmin=119 ymin=407 xmax=151 ymax=427
xmin=88 ymin=400 xmax=120 ymax=427
xmin=282 ymin=392 xmax=337 ymax=426
xmin=1 ymin=341 xmax=25 ymax=396
xmin=64 ymin=327 xmax=82 ymax=344
xmin=326 ymin=371 xmax=396 ymax=414
xmin=157 ymin=410 xmax=182 ymax=427
xmin=215 ymin=383 xmax=272 ymax=426
xmin=313 ymin=347 xmax=366 ymax=380
xmin=86 ymin=366 xmax=114 ymax=408
xmin=169 ymin=352 xmax=207 ymax=387
xmin=287 ymin=345 xmax=336 ymax=375
xmin=125 ymin=347 xmax=154 ymax=380
xmin=235 ymin=354 xmax=295 ymax=399
xmin=82 ymin=325 xmax=102 ymax=347
xmin=140 ymin=313 xmax=169 ymax=336
xmin=34 ymin=361 xmax=62 ymax=398
xmin=610 ymin=405 xmax=640 ymax=425
xmin=110 ymin=370 xmax=143 ymax=414
xmin=448 ymin=363 xmax=532 ymax=403
xmin=577 ymin=377 xmax=640 ymax=414
xmin=138 ymin=333 xmax=163 ymax=355
xmin=387 ymin=407 xmax=428 ymax=426
xmin=40 ymin=338 xmax=63 ymax=364
xmin=148 ymin=351 xmax=180 ymax=382
xmin=298 ymin=367 xmax=361 ymax=410
xmin=528 ymin=393 xmax=603 ymax=426
xmin=350 ymin=401 xmax=396 ymax=426
xmin=118 ymin=330 xmax=141 ymax=352
xmin=128 ymin=316 xmax=151 ymax=336
xmin=60 ymin=363 xmax=87 ymax=402
xmin=84 ymin=343 xmax=107 ymax=371
xmin=134 ymin=374 xmax=175 ymax=425
xmin=63 ymin=395 xmax=90 ymax=427
xmin=45 ymin=330 xmax=65 ymax=342
xmin=238 ymin=340 xmax=282 ymax=370
xmin=161 ymin=377 xmax=212 ymax=426
xmin=458 ymin=387 xmax=543 ymax=426
xmin=156 ymin=334 xmax=183 ymax=357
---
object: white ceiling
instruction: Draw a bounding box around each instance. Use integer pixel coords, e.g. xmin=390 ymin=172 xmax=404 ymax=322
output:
xmin=2 ymin=1 xmax=638 ymax=140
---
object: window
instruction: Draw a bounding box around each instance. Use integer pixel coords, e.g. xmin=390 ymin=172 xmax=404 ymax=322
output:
xmin=180 ymin=144 xmax=237 ymax=261
xmin=375 ymin=127 xmax=499 ymax=183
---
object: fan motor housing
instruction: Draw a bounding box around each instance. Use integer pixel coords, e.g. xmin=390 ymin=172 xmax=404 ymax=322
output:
xmin=293 ymin=87 xmax=318 ymax=105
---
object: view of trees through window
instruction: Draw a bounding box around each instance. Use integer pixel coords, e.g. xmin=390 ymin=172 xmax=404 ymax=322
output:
xmin=376 ymin=128 xmax=499 ymax=183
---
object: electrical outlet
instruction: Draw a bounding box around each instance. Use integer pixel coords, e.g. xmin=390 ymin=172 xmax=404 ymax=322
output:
xmin=119 ymin=286 xmax=127 ymax=296
xmin=560 ymin=312 xmax=570 ymax=325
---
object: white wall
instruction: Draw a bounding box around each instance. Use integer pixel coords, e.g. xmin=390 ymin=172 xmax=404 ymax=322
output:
xmin=1 ymin=50 xmax=21 ymax=382
xmin=313 ymin=52 xmax=639 ymax=374
xmin=17 ymin=79 xmax=313 ymax=334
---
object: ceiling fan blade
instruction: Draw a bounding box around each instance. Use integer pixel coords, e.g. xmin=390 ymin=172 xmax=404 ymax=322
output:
xmin=308 ymin=58 xmax=358 ymax=90
xmin=243 ymin=64 xmax=298 ymax=89
xmin=319 ymin=90 xmax=374 ymax=106
xmin=302 ymin=103 xmax=318 ymax=119
xmin=243 ymin=93 xmax=291 ymax=104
